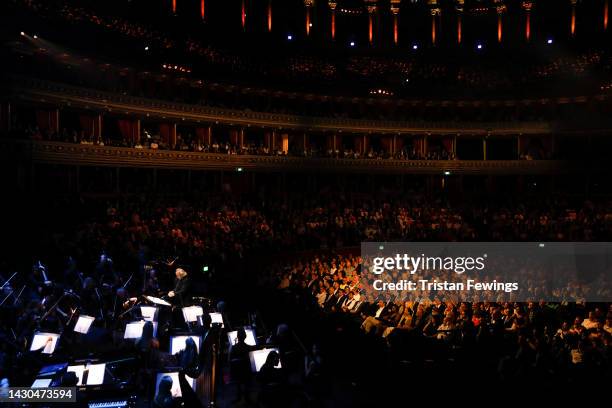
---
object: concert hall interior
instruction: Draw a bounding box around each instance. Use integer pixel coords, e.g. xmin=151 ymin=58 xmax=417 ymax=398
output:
xmin=1 ymin=0 xmax=612 ymax=407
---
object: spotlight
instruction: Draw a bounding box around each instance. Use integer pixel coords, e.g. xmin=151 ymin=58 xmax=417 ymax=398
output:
xmin=309 ymin=23 xmax=313 ymax=27
xmin=202 ymin=265 xmax=209 ymax=272
xmin=547 ymin=38 xmax=553 ymax=44
xmin=350 ymin=41 xmax=355 ymax=47
xmin=287 ymin=34 xmax=293 ymax=40
xmin=20 ymin=31 xmax=25 ymax=36
xmin=477 ymin=43 xmax=483 ymax=50
xmin=236 ymin=167 xmax=244 ymax=172
xmin=444 ymin=171 xmax=451 ymax=176
xmin=144 ymin=46 xmax=149 ymax=51
xmin=412 ymin=44 xmax=418 ymax=50
xmin=33 ymin=35 xmax=38 ymax=39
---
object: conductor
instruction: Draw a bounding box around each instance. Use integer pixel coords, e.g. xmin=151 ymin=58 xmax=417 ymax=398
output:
xmin=168 ymin=267 xmax=190 ymax=307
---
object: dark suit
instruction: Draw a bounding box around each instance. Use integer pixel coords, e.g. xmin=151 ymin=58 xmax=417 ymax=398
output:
xmin=172 ymin=276 xmax=190 ymax=306
xmin=323 ymin=294 xmax=338 ymax=311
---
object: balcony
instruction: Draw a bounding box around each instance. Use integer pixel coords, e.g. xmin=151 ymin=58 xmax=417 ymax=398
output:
xmin=4 ymin=140 xmax=570 ymax=175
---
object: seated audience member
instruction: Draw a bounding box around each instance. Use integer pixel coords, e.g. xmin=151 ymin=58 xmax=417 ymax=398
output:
xmin=582 ymin=311 xmax=600 ymax=330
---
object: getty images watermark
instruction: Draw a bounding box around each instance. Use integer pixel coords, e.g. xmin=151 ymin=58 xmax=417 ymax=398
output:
xmin=360 ymin=242 xmax=612 ymax=303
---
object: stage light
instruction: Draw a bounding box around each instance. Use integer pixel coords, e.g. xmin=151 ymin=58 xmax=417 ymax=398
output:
xmin=350 ymin=41 xmax=355 ymax=47
xmin=236 ymin=167 xmax=243 ymax=172
xmin=287 ymin=34 xmax=293 ymax=40
xmin=477 ymin=43 xmax=483 ymax=50
xmin=412 ymin=44 xmax=418 ymax=50
xmin=547 ymin=38 xmax=553 ymax=44
xmin=309 ymin=23 xmax=313 ymax=27
xmin=202 ymin=265 xmax=209 ymax=272
xmin=33 ymin=35 xmax=38 ymax=39
xmin=444 ymin=171 xmax=451 ymax=176
xmin=20 ymin=31 xmax=25 ymax=36
xmin=144 ymin=46 xmax=149 ymax=51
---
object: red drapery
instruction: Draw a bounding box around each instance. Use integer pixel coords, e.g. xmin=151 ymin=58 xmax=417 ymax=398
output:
xmin=442 ymin=136 xmax=453 ymax=153
xmin=117 ymin=119 xmax=138 ymax=144
xmin=79 ymin=115 xmax=94 ymax=139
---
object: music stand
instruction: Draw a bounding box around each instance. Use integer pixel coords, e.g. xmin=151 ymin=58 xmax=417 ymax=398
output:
xmin=31 ymin=378 xmax=52 ymax=388
xmin=30 ymin=332 xmax=60 ymax=354
xmin=169 ymin=335 xmax=201 ymax=355
xmin=155 ymin=372 xmax=196 ymax=398
xmin=123 ymin=321 xmax=158 ymax=339
xmin=209 ymin=312 xmax=224 ymax=328
xmin=38 ymin=362 xmax=68 ymax=377
xmin=140 ymin=306 xmax=158 ymax=322
xmin=227 ymin=328 xmax=257 ymax=349
xmin=248 ymin=348 xmax=282 ymax=372
xmin=74 ymin=315 xmax=95 ymax=334
xmin=67 ymin=363 xmax=106 ymax=386
xmin=181 ymin=306 xmax=204 ymax=323
xmin=145 ymin=296 xmax=172 ymax=307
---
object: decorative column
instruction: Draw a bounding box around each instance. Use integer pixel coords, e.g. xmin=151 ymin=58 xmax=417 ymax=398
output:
xmin=95 ymin=114 xmax=103 ymax=143
xmin=267 ymin=0 xmax=273 ymax=32
xmin=429 ymin=1 xmax=441 ymax=46
xmin=570 ymin=0 xmax=577 ymax=37
xmin=365 ymin=1 xmax=377 ymax=45
xmin=241 ymin=0 xmax=246 ymax=30
xmin=391 ymin=0 xmax=400 ymax=45
xmin=305 ymin=0 xmax=313 ymax=37
xmin=483 ymin=134 xmax=488 ymax=160
xmin=329 ymin=1 xmax=337 ymax=40
xmin=522 ymin=2 xmax=533 ymax=42
xmin=456 ymin=0 xmax=464 ymax=44
xmin=495 ymin=1 xmax=506 ymax=43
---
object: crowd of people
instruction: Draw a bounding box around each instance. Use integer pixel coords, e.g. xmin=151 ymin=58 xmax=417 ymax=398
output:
xmin=266 ymin=252 xmax=612 ymax=387
xmin=0 ymin=188 xmax=610 ymax=403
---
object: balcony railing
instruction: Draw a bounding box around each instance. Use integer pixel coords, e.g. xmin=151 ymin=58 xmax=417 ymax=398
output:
xmin=6 ymin=76 xmax=552 ymax=135
xmin=4 ymin=140 xmax=571 ymax=174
